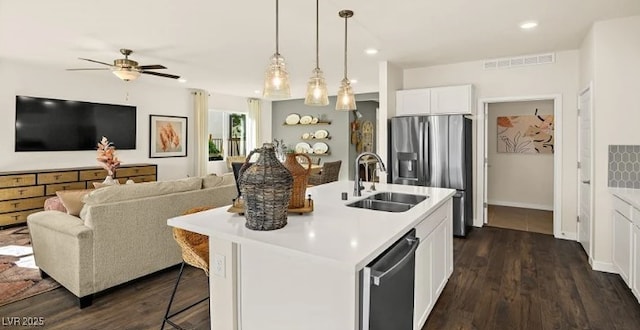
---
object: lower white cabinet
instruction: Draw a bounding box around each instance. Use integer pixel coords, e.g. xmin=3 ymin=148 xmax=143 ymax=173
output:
xmin=613 ymin=210 xmax=632 ymax=286
xmin=414 ymin=199 xmax=453 ymax=330
xmin=612 ymin=194 xmax=640 ymax=303
xmin=633 ymin=224 xmax=640 ymax=299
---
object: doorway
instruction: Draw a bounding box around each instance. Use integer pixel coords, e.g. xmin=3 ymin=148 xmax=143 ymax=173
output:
xmin=476 ymin=95 xmax=563 ymax=237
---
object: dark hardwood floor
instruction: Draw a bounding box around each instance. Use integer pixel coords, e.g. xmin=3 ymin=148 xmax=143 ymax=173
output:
xmin=423 ymin=227 xmax=640 ymax=330
xmin=2 ymin=227 xmax=640 ymax=330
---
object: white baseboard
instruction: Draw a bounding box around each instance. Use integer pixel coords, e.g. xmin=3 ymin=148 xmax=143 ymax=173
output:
xmin=488 ymin=200 xmax=553 ymax=211
xmin=590 ymin=258 xmax=618 ymax=274
xmin=555 ymin=231 xmax=576 ymax=241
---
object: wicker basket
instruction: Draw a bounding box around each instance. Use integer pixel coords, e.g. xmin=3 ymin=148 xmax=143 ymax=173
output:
xmin=283 ymin=152 xmax=311 ymax=208
xmin=239 ymin=143 xmax=293 ymax=231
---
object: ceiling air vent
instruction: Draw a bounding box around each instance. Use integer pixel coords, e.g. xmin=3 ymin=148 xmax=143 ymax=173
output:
xmin=484 ymin=53 xmax=555 ymax=70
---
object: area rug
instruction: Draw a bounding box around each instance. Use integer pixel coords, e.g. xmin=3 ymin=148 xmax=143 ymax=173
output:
xmin=0 ymin=226 xmax=60 ymax=307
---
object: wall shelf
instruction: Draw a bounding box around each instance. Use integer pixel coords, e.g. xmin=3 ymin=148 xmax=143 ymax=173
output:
xmin=282 ymin=121 xmax=332 ymax=126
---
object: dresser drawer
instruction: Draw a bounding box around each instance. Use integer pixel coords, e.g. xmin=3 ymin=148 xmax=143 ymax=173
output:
xmin=0 ymin=209 xmax=41 ymax=226
xmin=0 ymin=186 xmax=44 ymax=200
xmin=0 ymin=174 xmax=36 ymax=188
xmin=79 ymin=169 xmax=109 ymax=181
xmin=116 ymin=166 xmax=156 ymax=178
xmin=38 ymin=171 xmax=78 ymax=184
xmin=128 ymin=175 xmax=156 ymax=183
xmin=45 ymin=182 xmax=87 ymax=196
xmin=614 ymin=196 xmax=632 ymax=220
xmin=0 ymin=197 xmax=47 ymax=213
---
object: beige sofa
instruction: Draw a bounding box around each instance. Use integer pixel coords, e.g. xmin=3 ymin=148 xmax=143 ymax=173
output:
xmin=27 ymin=174 xmax=237 ymax=308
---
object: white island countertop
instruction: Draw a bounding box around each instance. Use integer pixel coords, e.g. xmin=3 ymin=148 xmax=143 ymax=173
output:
xmin=168 ymin=181 xmax=455 ymax=270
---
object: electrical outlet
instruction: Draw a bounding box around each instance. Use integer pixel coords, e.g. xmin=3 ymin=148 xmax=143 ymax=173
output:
xmin=212 ymin=253 xmax=225 ymax=278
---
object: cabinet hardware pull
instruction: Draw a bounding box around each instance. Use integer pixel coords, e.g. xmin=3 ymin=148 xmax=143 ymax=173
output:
xmin=18 ymin=189 xmax=26 ymax=195
xmin=12 ymin=215 xmax=19 ymax=220
xmin=11 ymin=202 xmax=19 ymax=208
xmin=14 ymin=177 xmax=21 ymax=182
xmin=54 ymin=174 xmax=61 ymax=180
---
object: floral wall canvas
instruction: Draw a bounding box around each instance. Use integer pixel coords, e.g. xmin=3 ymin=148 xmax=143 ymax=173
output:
xmin=149 ymin=115 xmax=188 ymax=158
xmin=497 ymin=114 xmax=554 ymax=154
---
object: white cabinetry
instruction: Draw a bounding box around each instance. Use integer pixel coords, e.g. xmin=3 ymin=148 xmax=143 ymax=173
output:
xmin=612 ymin=194 xmax=640 ymax=303
xmin=396 ymin=84 xmax=473 ymax=116
xmin=430 ymin=85 xmax=473 ymax=115
xmin=414 ymin=199 xmax=453 ymax=330
xmin=396 ymin=89 xmax=431 ymax=116
xmin=613 ymin=209 xmax=632 ymax=285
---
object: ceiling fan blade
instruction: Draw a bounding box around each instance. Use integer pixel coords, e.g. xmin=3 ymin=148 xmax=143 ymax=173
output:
xmin=78 ymin=58 xmax=113 ymax=66
xmin=141 ymin=71 xmax=180 ymax=79
xmin=66 ymin=68 xmax=111 ymax=71
xmin=138 ymin=64 xmax=166 ymax=70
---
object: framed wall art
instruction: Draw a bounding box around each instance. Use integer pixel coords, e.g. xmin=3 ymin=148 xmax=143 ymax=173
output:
xmin=149 ymin=115 xmax=187 ymax=158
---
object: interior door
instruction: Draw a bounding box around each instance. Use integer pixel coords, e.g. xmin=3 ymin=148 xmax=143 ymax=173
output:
xmin=578 ymin=86 xmax=592 ymax=256
xmin=483 ymin=104 xmax=489 ymax=224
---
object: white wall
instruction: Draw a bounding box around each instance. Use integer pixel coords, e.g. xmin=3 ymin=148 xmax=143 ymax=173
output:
xmin=403 ymin=50 xmax=579 ymax=235
xmin=0 ymin=60 xmax=193 ymax=180
xmin=378 ymin=61 xmax=404 ymax=183
xmin=487 ymin=100 xmax=554 ymax=210
xmin=587 ymin=16 xmax=640 ymax=268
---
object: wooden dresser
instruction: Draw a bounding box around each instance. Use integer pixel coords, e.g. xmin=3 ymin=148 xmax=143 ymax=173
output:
xmin=0 ymin=163 xmax=157 ymax=227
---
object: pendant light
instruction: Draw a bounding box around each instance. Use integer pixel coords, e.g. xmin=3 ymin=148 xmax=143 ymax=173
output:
xmin=336 ymin=10 xmax=356 ymax=111
xmin=304 ymin=0 xmax=329 ymax=106
xmin=263 ymin=0 xmax=291 ymax=99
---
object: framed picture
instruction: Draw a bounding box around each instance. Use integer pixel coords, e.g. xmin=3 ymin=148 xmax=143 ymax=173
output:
xmin=149 ymin=115 xmax=188 ymax=158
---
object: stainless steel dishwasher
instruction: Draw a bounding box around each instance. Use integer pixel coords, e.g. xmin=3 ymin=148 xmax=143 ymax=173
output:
xmin=360 ymin=228 xmax=419 ymax=330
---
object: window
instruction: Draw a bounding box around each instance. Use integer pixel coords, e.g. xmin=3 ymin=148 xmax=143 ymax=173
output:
xmin=208 ymin=110 xmax=247 ymax=159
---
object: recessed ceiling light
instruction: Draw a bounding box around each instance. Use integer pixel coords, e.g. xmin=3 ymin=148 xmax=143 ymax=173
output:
xmin=364 ymin=48 xmax=378 ymax=55
xmin=519 ymin=21 xmax=538 ymax=30
xmin=177 ymin=78 xmax=187 ymax=83
xmin=254 ymin=90 xmax=261 ymax=94
xmin=350 ymin=79 xmax=358 ymax=84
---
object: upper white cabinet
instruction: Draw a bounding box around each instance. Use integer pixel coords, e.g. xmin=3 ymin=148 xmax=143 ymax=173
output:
xmin=430 ymin=85 xmax=473 ymax=115
xmin=396 ymin=84 xmax=473 ymax=116
xmin=396 ymin=88 xmax=431 ymax=116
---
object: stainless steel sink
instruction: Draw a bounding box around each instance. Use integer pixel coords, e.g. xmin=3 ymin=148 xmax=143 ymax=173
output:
xmin=366 ymin=192 xmax=427 ymax=205
xmin=346 ymin=192 xmax=428 ymax=213
xmin=347 ymin=199 xmax=414 ymax=213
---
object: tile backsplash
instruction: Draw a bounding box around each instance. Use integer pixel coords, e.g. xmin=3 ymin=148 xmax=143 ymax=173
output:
xmin=609 ymin=145 xmax=640 ymax=188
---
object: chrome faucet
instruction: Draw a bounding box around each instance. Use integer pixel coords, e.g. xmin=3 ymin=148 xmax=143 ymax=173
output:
xmin=354 ymin=152 xmax=387 ymax=196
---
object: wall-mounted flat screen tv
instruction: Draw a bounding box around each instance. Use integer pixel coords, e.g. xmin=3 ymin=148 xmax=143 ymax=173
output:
xmin=15 ymin=95 xmax=137 ymax=151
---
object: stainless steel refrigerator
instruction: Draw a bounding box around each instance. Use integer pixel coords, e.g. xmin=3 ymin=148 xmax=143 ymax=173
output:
xmin=390 ymin=115 xmax=473 ymax=237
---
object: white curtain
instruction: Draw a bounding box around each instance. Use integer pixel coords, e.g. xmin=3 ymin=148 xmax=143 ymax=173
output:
xmin=247 ymin=98 xmax=262 ymax=151
xmin=192 ymin=89 xmax=209 ymax=176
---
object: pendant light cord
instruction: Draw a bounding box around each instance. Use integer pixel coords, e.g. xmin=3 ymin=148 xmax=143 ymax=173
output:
xmin=343 ymin=14 xmax=348 ymax=78
xmin=275 ymin=0 xmax=279 ymax=55
xmin=315 ymin=0 xmax=319 ymax=69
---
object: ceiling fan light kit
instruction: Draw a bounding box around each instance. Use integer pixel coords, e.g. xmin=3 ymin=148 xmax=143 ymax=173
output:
xmin=336 ymin=9 xmax=356 ymax=111
xmin=68 ymin=48 xmax=180 ymax=82
xmin=263 ymin=0 xmax=291 ymax=99
xmin=304 ymin=0 xmax=329 ymax=106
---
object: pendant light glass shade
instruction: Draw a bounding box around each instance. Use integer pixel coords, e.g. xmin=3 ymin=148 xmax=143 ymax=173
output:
xmin=336 ymin=78 xmax=356 ymax=110
xmin=263 ymin=0 xmax=291 ymax=99
xmin=263 ymin=53 xmax=291 ymax=98
xmin=304 ymin=68 xmax=329 ymax=105
xmin=336 ymin=10 xmax=356 ymax=111
xmin=304 ymin=0 xmax=329 ymax=106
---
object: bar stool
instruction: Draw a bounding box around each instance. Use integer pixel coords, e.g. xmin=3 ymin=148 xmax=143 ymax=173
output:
xmin=162 ymin=206 xmax=214 ymax=329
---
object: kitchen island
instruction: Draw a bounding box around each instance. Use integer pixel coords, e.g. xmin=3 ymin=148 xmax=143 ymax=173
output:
xmin=168 ymin=181 xmax=455 ymax=330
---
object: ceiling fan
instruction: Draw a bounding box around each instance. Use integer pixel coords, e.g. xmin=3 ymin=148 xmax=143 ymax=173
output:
xmin=67 ymin=48 xmax=180 ymax=81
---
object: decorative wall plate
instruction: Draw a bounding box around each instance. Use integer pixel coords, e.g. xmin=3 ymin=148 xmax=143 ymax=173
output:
xmin=295 ymin=142 xmax=312 ymax=153
xmin=312 ymin=142 xmax=328 ymax=154
xmin=314 ymin=129 xmax=328 ymax=139
xmin=299 ymin=115 xmax=313 ymax=125
xmin=285 ymin=114 xmax=300 ymax=125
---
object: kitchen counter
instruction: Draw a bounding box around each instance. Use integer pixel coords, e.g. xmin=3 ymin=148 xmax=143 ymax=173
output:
xmin=168 ymin=181 xmax=455 ymax=330
xmin=610 ymin=188 xmax=640 ymax=209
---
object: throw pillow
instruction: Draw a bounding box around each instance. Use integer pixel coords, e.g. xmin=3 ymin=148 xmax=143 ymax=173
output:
xmin=93 ymin=180 xmax=121 ymax=189
xmin=44 ymin=196 xmax=67 ymax=213
xmin=56 ymin=189 xmax=92 ymax=216
xmin=202 ymin=174 xmax=224 ymax=188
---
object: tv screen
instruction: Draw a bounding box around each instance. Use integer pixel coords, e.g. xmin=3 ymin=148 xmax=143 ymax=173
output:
xmin=15 ymin=96 xmax=137 ymax=151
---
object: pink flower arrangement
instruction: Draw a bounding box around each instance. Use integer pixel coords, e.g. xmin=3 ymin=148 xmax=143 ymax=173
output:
xmin=96 ymin=136 xmax=121 ymax=176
